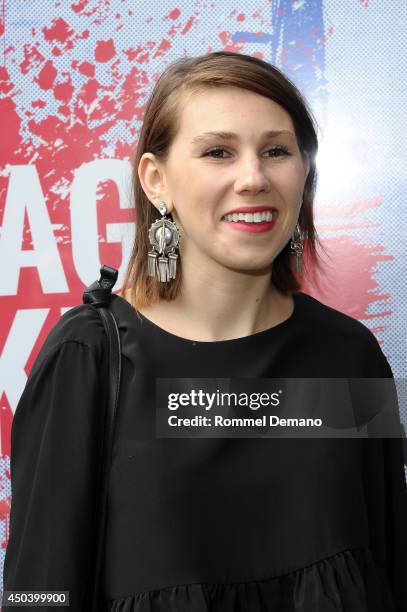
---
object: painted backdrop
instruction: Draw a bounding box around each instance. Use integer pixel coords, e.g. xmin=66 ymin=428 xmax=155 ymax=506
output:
xmin=0 ymin=0 xmax=406 ymax=587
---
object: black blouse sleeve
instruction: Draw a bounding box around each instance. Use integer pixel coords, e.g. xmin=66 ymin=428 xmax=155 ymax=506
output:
xmin=2 ymin=327 xmax=107 ymax=610
xmin=361 ymin=345 xmax=407 ymax=612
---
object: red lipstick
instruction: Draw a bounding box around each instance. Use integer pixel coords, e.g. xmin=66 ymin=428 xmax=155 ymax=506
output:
xmin=221 ymin=207 xmax=278 ymax=234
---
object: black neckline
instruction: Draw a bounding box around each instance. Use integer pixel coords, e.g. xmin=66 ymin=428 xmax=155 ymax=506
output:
xmin=112 ymin=292 xmax=303 ymax=346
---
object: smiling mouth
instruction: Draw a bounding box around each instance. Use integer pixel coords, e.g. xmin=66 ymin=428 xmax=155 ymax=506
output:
xmin=221 ymin=211 xmax=276 ymax=223
xmin=220 ymin=212 xmax=277 ymax=234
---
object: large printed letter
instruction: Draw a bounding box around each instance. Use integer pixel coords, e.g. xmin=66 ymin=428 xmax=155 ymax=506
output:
xmin=70 ymin=159 xmax=134 ymax=288
xmin=0 ymin=165 xmax=67 ymax=295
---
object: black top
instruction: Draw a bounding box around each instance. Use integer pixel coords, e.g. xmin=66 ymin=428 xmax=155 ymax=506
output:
xmin=3 ymin=291 xmax=407 ymax=611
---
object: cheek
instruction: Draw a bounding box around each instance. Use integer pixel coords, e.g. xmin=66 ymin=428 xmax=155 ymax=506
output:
xmin=171 ymin=202 xmax=207 ymax=241
xmin=179 ymin=196 xmax=215 ymax=226
xmin=279 ymin=175 xmax=302 ymax=199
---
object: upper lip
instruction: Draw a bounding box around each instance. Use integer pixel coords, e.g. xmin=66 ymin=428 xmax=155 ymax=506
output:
xmin=222 ymin=205 xmax=277 ymax=217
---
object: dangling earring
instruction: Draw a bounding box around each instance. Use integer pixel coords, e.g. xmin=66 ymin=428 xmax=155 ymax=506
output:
xmin=147 ymin=201 xmax=180 ymax=282
xmin=290 ymin=222 xmax=303 ymax=274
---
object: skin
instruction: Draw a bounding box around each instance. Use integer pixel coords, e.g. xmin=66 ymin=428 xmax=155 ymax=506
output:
xmin=133 ymin=86 xmax=310 ymax=342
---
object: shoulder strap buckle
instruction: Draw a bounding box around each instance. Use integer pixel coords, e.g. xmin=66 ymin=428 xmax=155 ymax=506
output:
xmin=82 ymin=265 xmax=119 ymax=307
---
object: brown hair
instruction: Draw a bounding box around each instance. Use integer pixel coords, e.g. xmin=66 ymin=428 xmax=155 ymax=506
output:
xmin=120 ymin=51 xmax=326 ymax=309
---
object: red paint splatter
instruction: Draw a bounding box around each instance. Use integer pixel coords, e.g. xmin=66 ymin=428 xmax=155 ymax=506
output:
xmin=124 ymin=46 xmax=142 ymax=62
xmin=114 ymin=66 xmax=148 ymax=121
xmin=43 ymin=18 xmax=74 ymax=44
xmin=316 ymin=196 xmax=382 ymax=222
xmin=152 ymin=39 xmax=171 ymax=59
xmin=35 ymin=60 xmax=57 ymax=90
xmin=0 ymin=67 xmax=13 ymax=95
xmin=301 ymin=196 xmax=394 ymax=325
xmin=237 ymin=13 xmax=246 ymax=22
xmin=167 ymin=24 xmax=178 ymax=37
xmin=0 ymin=0 xmax=4 ymax=41
xmin=110 ymin=57 xmax=121 ymax=76
xmin=218 ymin=31 xmax=245 ymax=53
xmin=53 ymin=75 xmax=74 ymax=102
xmin=302 ymin=235 xmax=393 ymax=324
xmin=42 ymin=18 xmax=89 ymax=57
xmin=219 ymin=31 xmax=230 ymax=45
xmin=77 ymin=78 xmax=101 ymax=105
xmin=181 ymin=15 xmax=197 ymax=35
xmin=71 ymin=0 xmax=90 ymax=13
xmin=31 ymin=99 xmax=46 ymax=108
xmin=95 ymin=39 xmax=116 ymax=62
xmin=19 ymin=45 xmax=45 ymax=75
xmin=167 ymin=8 xmax=181 ymax=19
xmin=114 ymin=139 xmax=134 ymax=159
xmin=58 ymin=104 xmax=70 ymax=117
xmin=89 ymin=95 xmax=116 ymax=120
xmin=0 ymin=97 xmax=23 ymax=167
xmin=77 ymin=60 xmax=95 ymax=77
xmin=124 ymin=41 xmax=155 ymax=63
xmin=70 ymin=0 xmax=111 ymax=23
xmin=26 ymin=112 xmax=115 ymax=192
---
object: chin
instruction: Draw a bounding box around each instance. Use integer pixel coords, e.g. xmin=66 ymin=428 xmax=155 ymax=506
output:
xmin=221 ymin=258 xmax=274 ymax=274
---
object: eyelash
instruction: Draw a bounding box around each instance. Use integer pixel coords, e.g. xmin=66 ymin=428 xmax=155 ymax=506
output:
xmin=202 ymin=146 xmax=291 ymax=159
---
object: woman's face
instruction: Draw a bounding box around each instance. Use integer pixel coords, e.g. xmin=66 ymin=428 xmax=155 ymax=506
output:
xmin=140 ymin=86 xmax=310 ymax=275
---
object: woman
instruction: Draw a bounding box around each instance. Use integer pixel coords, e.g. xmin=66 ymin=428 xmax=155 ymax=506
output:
xmin=3 ymin=52 xmax=406 ymax=611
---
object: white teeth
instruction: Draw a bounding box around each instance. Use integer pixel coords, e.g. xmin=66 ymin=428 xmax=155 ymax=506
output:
xmin=222 ymin=211 xmax=274 ymax=223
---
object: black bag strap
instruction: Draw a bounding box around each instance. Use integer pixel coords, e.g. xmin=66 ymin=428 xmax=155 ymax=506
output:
xmin=82 ymin=264 xmax=121 ymax=611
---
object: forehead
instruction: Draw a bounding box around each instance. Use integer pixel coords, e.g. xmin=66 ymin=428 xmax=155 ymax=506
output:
xmin=175 ymin=86 xmax=295 ymax=138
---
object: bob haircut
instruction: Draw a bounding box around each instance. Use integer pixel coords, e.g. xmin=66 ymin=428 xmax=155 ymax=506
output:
xmin=120 ymin=51 xmax=325 ymax=309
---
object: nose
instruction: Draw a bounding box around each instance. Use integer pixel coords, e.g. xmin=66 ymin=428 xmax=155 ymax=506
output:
xmin=233 ymin=155 xmax=271 ymax=194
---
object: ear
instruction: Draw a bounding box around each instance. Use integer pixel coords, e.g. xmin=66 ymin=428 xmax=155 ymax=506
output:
xmin=138 ymin=153 xmax=172 ymax=211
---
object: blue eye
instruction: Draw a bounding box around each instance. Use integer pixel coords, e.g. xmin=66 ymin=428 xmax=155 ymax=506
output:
xmin=203 ymin=146 xmax=290 ymax=159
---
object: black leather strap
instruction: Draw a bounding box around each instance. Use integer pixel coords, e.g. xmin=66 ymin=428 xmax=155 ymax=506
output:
xmin=82 ymin=264 xmax=121 ymax=611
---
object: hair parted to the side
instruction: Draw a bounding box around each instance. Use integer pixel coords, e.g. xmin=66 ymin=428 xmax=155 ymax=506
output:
xmin=119 ymin=51 xmax=326 ymax=309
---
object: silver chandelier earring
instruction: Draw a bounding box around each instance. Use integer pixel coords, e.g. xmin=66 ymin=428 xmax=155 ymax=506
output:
xmin=290 ymin=222 xmax=303 ymax=274
xmin=147 ymin=201 xmax=180 ymax=283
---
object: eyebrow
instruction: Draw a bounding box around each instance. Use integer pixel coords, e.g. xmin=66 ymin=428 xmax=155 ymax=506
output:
xmin=191 ymin=130 xmax=296 ymax=144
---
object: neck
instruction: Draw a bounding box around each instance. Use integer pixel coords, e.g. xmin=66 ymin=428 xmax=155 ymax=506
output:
xmin=139 ymin=252 xmax=294 ymax=342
